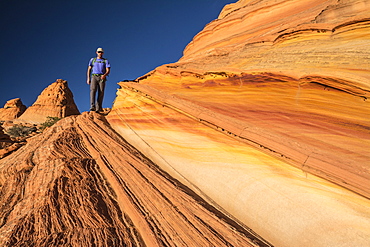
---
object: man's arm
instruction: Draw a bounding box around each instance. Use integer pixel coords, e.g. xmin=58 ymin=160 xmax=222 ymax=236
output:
xmin=87 ymin=66 xmax=92 ymax=84
xmin=101 ymin=67 xmax=110 ymax=80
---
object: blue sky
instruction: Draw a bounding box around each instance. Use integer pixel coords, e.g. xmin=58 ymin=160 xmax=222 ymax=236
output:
xmin=1 ymin=0 xmax=235 ymax=113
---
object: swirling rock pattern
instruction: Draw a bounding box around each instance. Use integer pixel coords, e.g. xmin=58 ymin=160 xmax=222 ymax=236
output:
xmin=0 ymin=112 xmax=265 ymax=247
xmin=129 ymin=0 xmax=370 ymax=199
xmin=107 ymin=81 xmax=370 ymax=247
xmin=107 ymin=0 xmax=370 ymax=246
xmin=181 ymin=0 xmax=370 ymax=86
xmin=1 ymin=0 xmax=369 ymax=246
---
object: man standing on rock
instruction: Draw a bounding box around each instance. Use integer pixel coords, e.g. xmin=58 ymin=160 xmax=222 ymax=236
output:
xmin=87 ymin=47 xmax=111 ymax=112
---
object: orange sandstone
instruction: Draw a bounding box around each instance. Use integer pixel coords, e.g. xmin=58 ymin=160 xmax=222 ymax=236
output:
xmin=0 ymin=98 xmax=26 ymax=121
xmin=0 ymin=0 xmax=369 ymax=246
xmin=181 ymin=0 xmax=370 ymax=86
xmin=107 ymin=0 xmax=370 ymax=246
xmin=17 ymin=79 xmax=80 ymax=123
xmin=107 ymin=82 xmax=370 ymax=247
xmin=127 ymin=0 xmax=370 ymax=198
xmin=0 ymin=112 xmax=264 ymax=247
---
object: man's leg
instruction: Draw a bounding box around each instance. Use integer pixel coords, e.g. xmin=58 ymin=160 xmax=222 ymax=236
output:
xmin=96 ymin=79 xmax=106 ymax=112
xmin=90 ymin=76 xmax=98 ymax=111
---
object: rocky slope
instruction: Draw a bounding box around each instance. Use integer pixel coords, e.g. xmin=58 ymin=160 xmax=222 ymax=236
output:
xmin=0 ymin=112 xmax=266 ymax=247
xmin=17 ymin=79 xmax=80 ymax=123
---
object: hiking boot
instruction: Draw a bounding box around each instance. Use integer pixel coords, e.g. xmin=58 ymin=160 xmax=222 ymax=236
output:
xmin=90 ymin=107 xmax=96 ymax=111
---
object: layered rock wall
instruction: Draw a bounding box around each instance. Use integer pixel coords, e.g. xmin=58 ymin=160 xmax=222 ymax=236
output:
xmin=107 ymin=0 xmax=370 ymax=246
xmin=108 ymin=81 xmax=370 ymax=247
xmin=179 ymin=0 xmax=370 ymax=88
xmin=129 ymin=0 xmax=370 ymax=198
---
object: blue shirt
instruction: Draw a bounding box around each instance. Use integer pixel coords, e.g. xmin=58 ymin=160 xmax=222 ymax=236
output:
xmin=89 ymin=58 xmax=111 ymax=74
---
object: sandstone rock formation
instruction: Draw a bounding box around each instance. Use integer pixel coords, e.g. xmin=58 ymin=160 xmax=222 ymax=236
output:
xmin=108 ymin=81 xmax=370 ymax=247
xmin=181 ymin=0 xmax=370 ymax=87
xmin=17 ymin=79 xmax=80 ymax=123
xmin=0 ymin=98 xmax=26 ymax=121
xmin=0 ymin=112 xmax=266 ymax=247
xmin=106 ymin=0 xmax=370 ymax=246
xmin=1 ymin=0 xmax=369 ymax=246
xmin=114 ymin=0 xmax=370 ymax=198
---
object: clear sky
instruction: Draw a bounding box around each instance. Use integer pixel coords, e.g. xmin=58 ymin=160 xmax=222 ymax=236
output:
xmin=1 ymin=0 xmax=235 ymax=113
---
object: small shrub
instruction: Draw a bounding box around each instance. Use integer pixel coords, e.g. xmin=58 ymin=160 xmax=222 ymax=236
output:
xmin=6 ymin=124 xmax=37 ymax=137
xmin=39 ymin=116 xmax=61 ymax=130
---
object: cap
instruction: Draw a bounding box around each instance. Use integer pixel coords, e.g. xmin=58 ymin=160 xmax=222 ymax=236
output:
xmin=96 ymin=48 xmax=104 ymax=52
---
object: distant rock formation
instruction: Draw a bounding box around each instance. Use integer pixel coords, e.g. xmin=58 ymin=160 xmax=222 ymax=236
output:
xmin=0 ymin=98 xmax=26 ymax=121
xmin=18 ymin=79 xmax=80 ymax=123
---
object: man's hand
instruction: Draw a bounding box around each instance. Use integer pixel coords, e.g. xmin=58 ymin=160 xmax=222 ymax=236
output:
xmin=87 ymin=65 xmax=92 ymax=84
xmin=101 ymin=74 xmax=106 ymax=80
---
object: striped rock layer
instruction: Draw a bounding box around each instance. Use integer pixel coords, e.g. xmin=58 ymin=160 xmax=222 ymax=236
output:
xmin=0 ymin=112 xmax=264 ymax=247
xmin=107 ymin=0 xmax=370 ymax=246
xmin=0 ymin=0 xmax=369 ymax=246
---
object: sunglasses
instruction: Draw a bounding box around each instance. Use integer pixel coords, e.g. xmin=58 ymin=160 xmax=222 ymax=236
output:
xmin=97 ymin=51 xmax=104 ymax=53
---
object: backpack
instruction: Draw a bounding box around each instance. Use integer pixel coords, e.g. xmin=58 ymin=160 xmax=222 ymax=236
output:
xmin=91 ymin=57 xmax=106 ymax=66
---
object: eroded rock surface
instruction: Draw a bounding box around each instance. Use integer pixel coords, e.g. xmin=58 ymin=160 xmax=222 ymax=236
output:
xmin=17 ymin=79 xmax=80 ymax=123
xmin=0 ymin=112 xmax=265 ymax=247
xmin=181 ymin=0 xmax=370 ymax=86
